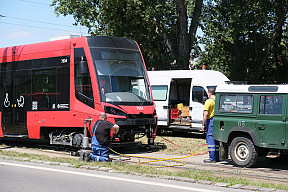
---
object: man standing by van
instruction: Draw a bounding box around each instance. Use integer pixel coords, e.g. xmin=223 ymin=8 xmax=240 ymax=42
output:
xmin=202 ymin=88 xmax=219 ymax=163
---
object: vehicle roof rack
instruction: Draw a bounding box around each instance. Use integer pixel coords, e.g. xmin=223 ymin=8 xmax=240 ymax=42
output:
xmin=225 ymin=81 xmax=247 ymax=85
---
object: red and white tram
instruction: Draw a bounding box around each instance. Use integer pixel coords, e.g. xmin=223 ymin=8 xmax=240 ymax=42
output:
xmin=0 ymin=36 xmax=157 ymax=146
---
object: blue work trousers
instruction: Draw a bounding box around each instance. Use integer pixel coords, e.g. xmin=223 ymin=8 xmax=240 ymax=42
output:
xmin=90 ymin=138 xmax=109 ymax=162
xmin=205 ymin=117 xmax=219 ymax=161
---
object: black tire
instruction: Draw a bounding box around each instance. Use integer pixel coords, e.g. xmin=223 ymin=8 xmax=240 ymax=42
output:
xmin=230 ymin=136 xmax=258 ymax=167
xmin=219 ymin=142 xmax=228 ymax=161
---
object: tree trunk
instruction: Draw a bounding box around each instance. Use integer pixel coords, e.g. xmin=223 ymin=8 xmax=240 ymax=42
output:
xmin=233 ymin=37 xmax=246 ymax=81
xmin=175 ymin=0 xmax=189 ymax=69
xmin=188 ymin=0 xmax=203 ymax=50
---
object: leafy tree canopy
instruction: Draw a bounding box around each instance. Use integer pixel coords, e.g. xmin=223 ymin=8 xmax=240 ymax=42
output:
xmin=52 ymin=0 xmax=203 ymax=70
xmin=200 ymin=0 xmax=288 ymax=83
xmin=52 ymin=0 xmax=288 ymax=83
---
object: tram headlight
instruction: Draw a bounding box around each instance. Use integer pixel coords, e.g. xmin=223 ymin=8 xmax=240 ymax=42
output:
xmin=104 ymin=106 xmax=126 ymax=116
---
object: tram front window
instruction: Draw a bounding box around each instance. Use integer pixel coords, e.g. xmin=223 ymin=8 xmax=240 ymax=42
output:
xmin=90 ymin=48 xmax=152 ymax=105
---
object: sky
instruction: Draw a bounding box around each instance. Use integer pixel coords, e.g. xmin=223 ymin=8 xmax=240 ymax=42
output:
xmin=0 ymin=0 xmax=89 ymax=48
xmin=0 ymin=0 xmax=204 ymax=51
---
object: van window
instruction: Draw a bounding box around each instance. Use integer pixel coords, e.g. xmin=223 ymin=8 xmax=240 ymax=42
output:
xmin=151 ymin=85 xmax=168 ymax=101
xmin=219 ymin=95 xmax=253 ymax=113
xmin=192 ymin=86 xmax=207 ymax=104
xmin=259 ymin=95 xmax=283 ymax=115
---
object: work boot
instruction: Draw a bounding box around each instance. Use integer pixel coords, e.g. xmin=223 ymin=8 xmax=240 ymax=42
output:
xmin=203 ymin=159 xmax=216 ymax=163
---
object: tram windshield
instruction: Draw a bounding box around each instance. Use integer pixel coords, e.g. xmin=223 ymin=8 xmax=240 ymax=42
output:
xmin=90 ymin=48 xmax=152 ymax=105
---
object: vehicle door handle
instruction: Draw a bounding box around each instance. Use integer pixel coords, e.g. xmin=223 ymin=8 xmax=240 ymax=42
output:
xmin=258 ymin=126 xmax=265 ymax=130
xmin=163 ymin=106 xmax=168 ymax=109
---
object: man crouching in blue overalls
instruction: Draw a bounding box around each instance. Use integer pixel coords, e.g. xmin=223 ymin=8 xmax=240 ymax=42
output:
xmin=202 ymin=88 xmax=219 ymax=163
xmin=90 ymin=112 xmax=119 ymax=162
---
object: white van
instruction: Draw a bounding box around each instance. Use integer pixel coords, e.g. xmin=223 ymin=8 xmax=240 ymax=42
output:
xmin=148 ymin=70 xmax=229 ymax=132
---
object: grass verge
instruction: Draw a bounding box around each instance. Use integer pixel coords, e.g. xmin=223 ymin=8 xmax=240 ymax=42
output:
xmin=136 ymin=132 xmax=207 ymax=155
xmin=0 ymin=149 xmax=287 ymax=190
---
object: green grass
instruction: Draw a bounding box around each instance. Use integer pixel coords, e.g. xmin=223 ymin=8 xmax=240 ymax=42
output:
xmin=136 ymin=132 xmax=207 ymax=155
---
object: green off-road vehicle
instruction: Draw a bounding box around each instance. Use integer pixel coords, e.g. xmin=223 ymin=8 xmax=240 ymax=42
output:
xmin=214 ymin=84 xmax=288 ymax=167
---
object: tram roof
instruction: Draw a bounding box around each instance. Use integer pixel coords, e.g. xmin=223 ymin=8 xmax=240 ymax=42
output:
xmin=0 ymin=36 xmax=138 ymax=63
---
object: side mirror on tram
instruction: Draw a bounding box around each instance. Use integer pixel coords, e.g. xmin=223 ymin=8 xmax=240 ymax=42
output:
xmin=80 ymin=60 xmax=88 ymax=74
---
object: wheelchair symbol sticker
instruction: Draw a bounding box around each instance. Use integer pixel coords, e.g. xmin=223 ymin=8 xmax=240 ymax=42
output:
xmin=4 ymin=93 xmax=10 ymax=107
xmin=17 ymin=96 xmax=25 ymax=107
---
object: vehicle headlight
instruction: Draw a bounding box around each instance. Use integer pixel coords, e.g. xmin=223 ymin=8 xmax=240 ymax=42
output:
xmin=104 ymin=106 xmax=126 ymax=116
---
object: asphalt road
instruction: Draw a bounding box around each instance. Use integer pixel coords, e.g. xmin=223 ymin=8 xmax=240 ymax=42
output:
xmin=0 ymin=159 xmax=252 ymax=192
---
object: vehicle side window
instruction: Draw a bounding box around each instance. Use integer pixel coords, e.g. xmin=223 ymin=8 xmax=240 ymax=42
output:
xmin=74 ymin=48 xmax=94 ymax=108
xmin=151 ymin=85 xmax=168 ymax=101
xmin=259 ymin=95 xmax=283 ymax=115
xmin=32 ymin=69 xmax=56 ymax=110
xmin=219 ymin=94 xmax=253 ymax=113
xmin=31 ymin=56 xmax=70 ymax=111
xmin=192 ymin=86 xmax=207 ymax=104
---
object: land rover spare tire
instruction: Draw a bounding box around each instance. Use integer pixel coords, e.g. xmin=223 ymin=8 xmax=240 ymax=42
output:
xmin=230 ymin=136 xmax=259 ymax=167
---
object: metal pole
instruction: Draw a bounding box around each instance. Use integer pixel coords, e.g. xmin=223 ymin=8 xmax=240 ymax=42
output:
xmin=82 ymin=117 xmax=92 ymax=149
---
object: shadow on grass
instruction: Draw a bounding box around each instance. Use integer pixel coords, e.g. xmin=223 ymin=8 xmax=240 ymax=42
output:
xmin=157 ymin=130 xmax=206 ymax=139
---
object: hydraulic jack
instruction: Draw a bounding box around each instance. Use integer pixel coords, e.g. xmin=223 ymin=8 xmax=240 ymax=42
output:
xmin=79 ymin=117 xmax=92 ymax=161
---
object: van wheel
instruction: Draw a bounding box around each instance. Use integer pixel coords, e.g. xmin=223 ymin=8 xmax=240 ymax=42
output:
xmin=230 ymin=136 xmax=258 ymax=167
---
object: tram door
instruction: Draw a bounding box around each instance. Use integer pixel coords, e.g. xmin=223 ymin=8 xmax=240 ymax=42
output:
xmin=1 ymin=70 xmax=29 ymax=137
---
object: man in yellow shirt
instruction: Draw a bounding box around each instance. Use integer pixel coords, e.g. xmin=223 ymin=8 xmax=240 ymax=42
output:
xmin=202 ymin=88 xmax=219 ymax=163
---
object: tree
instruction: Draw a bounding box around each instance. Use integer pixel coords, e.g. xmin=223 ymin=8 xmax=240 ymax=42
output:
xmin=201 ymin=0 xmax=288 ymax=83
xmin=52 ymin=0 xmax=203 ymax=70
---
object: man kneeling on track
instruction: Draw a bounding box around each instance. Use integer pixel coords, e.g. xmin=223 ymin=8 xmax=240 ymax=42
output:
xmin=90 ymin=112 xmax=119 ymax=162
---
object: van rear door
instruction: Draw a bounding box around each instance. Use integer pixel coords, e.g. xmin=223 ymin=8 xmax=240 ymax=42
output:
xmin=190 ymin=86 xmax=208 ymax=128
xmin=150 ymin=78 xmax=171 ymax=126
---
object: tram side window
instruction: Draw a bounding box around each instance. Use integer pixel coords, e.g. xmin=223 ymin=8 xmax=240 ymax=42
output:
xmin=32 ymin=69 xmax=56 ymax=110
xmin=74 ymin=48 xmax=94 ymax=108
xmin=259 ymin=95 xmax=283 ymax=115
xmin=31 ymin=56 xmax=70 ymax=111
xmin=1 ymin=56 xmax=70 ymax=112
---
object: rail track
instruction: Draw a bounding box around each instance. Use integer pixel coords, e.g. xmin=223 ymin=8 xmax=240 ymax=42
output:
xmin=115 ymin=156 xmax=288 ymax=185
